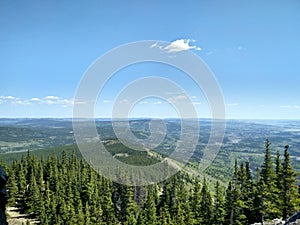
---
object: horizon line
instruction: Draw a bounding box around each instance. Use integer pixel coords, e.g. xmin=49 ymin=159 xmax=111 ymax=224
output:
xmin=0 ymin=117 xmax=300 ymax=121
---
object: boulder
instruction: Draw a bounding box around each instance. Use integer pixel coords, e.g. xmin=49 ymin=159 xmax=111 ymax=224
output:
xmin=284 ymin=210 xmax=300 ymax=225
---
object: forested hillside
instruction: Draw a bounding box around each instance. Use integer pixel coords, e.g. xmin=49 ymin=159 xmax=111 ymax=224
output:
xmin=1 ymin=140 xmax=299 ymax=225
xmin=2 ymin=119 xmax=300 ymax=184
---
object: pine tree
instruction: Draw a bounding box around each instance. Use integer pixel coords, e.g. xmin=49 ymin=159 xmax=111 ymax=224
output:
xmin=16 ymin=162 xmax=26 ymax=194
xmin=214 ymin=181 xmax=226 ymax=225
xmin=244 ymin=161 xmax=255 ymax=224
xmin=281 ymin=145 xmax=300 ymax=219
xmin=274 ymin=150 xmax=284 ymax=218
xmin=143 ymin=187 xmax=157 ymax=225
xmin=101 ymin=179 xmax=117 ymax=224
xmin=137 ymin=209 xmax=146 ymax=225
xmin=225 ymin=181 xmax=234 ymax=225
xmin=24 ymin=168 xmax=43 ymax=215
xmin=260 ymin=139 xmax=277 ymax=220
xmin=84 ymin=202 xmax=91 ymax=225
xmin=158 ymin=206 xmax=173 ymax=225
xmin=234 ymin=161 xmax=255 ymax=224
xmin=122 ymin=185 xmax=138 ymax=225
xmin=191 ymin=177 xmax=201 ymax=223
xmin=232 ymin=160 xmax=247 ymax=224
xmin=6 ymin=166 xmax=18 ymax=205
xmin=261 ymin=140 xmax=275 ymax=184
xmin=253 ymin=167 xmax=264 ymax=223
xmin=174 ymin=200 xmax=185 ymax=225
xmin=76 ymin=199 xmax=85 ymax=225
xmin=199 ymin=177 xmax=213 ymax=224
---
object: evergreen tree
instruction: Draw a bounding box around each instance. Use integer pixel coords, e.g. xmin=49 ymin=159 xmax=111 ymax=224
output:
xmin=158 ymin=206 xmax=173 ymax=225
xmin=225 ymin=181 xmax=234 ymax=225
xmin=6 ymin=166 xmax=18 ymax=205
xmin=214 ymin=181 xmax=226 ymax=225
xmin=191 ymin=177 xmax=201 ymax=223
xmin=199 ymin=177 xmax=213 ymax=224
xmin=244 ymin=161 xmax=255 ymax=224
xmin=282 ymin=145 xmax=300 ymax=219
xmin=253 ymin=167 xmax=264 ymax=223
xmin=101 ymin=179 xmax=117 ymax=224
xmin=231 ymin=160 xmax=247 ymax=224
xmin=16 ymin=162 xmax=26 ymax=194
xmin=24 ymin=169 xmax=43 ymax=215
xmin=261 ymin=140 xmax=275 ymax=184
xmin=143 ymin=187 xmax=157 ymax=225
xmin=274 ymin=150 xmax=284 ymax=218
xmin=260 ymin=139 xmax=277 ymax=219
xmin=122 ymin=185 xmax=138 ymax=225
xmin=76 ymin=199 xmax=85 ymax=225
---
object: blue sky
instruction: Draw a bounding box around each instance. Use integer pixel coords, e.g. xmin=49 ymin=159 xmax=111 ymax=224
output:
xmin=0 ymin=0 xmax=300 ymax=119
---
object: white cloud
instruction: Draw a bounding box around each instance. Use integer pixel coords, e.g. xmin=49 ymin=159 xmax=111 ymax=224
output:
xmin=0 ymin=96 xmax=19 ymax=104
xmin=30 ymin=97 xmax=40 ymax=101
xmin=44 ymin=95 xmax=60 ymax=100
xmin=164 ymin=39 xmax=201 ymax=53
xmin=44 ymin=100 xmax=56 ymax=105
xmin=13 ymin=100 xmax=31 ymax=105
xmin=0 ymin=95 xmax=74 ymax=107
xmin=42 ymin=96 xmax=74 ymax=106
xmin=0 ymin=95 xmax=16 ymax=100
xmin=151 ymin=39 xmax=201 ymax=53
xmin=5 ymin=96 xmax=15 ymax=100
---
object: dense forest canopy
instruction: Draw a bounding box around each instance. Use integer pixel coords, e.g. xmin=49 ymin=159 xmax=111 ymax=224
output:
xmin=1 ymin=139 xmax=299 ymax=224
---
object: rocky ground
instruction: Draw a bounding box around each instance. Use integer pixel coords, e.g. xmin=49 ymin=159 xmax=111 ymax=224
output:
xmin=7 ymin=202 xmax=39 ymax=225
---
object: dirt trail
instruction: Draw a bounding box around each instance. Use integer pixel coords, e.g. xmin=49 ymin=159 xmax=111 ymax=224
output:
xmin=7 ymin=205 xmax=38 ymax=225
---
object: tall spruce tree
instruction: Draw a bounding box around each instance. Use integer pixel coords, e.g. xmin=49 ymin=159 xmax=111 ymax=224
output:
xmin=213 ymin=181 xmax=226 ymax=225
xmin=244 ymin=161 xmax=255 ymax=224
xmin=122 ymin=185 xmax=138 ymax=225
xmin=253 ymin=167 xmax=264 ymax=223
xmin=199 ymin=177 xmax=213 ymax=224
xmin=274 ymin=150 xmax=284 ymax=218
xmin=260 ymin=139 xmax=277 ymax=220
xmin=225 ymin=181 xmax=234 ymax=224
xmin=143 ymin=187 xmax=157 ymax=225
xmin=282 ymin=145 xmax=300 ymax=219
xmin=191 ymin=177 xmax=202 ymax=223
